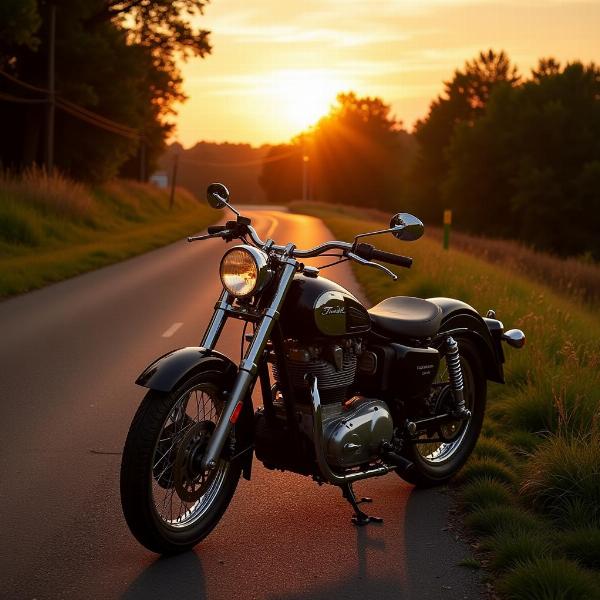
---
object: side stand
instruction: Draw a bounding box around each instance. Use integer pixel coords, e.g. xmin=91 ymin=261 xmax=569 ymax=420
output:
xmin=341 ymin=482 xmax=383 ymax=526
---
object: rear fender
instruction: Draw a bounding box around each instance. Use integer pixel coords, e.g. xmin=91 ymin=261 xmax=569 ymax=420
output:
xmin=136 ymin=347 xmax=254 ymax=480
xmin=428 ymin=297 xmax=505 ymax=384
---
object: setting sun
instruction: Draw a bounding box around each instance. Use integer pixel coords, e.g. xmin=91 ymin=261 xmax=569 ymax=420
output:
xmin=269 ymin=69 xmax=349 ymax=131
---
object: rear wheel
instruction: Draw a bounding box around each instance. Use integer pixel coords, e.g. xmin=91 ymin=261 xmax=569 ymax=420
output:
xmin=400 ymin=338 xmax=486 ymax=487
xmin=120 ymin=369 xmax=242 ymax=554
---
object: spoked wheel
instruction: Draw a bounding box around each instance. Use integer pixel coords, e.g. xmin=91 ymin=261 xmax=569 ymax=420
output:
xmin=400 ymin=338 xmax=486 ymax=487
xmin=120 ymin=370 xmax=241 ymax=554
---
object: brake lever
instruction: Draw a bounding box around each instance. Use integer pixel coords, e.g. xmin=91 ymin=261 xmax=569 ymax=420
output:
xmin=346 ymin=251 xmax=398 ymax=281
xmin=187 ymin=230 xmax=231 ymax=242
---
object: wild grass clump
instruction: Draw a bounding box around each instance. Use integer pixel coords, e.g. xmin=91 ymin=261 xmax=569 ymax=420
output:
xmin=465 ymin=505 xmax=543 ymax=538
xmin=522 ymin=435 xmax=600 ymax=528
xmin=0 ymin=166 xmax=97 ymax=222
xmin=472 ymin=437 xmax=517 ymax=468
xmin=460 ymin=476 xmax=513 ymax=510
xmin=557 ymin=528 xmax=600 ymax=570
xmin=483 ymin=529 xmax=552 ymax=573
xmin=459 ymin=456 xmax=517 ymax=486
xmin=497 ymin=558 xmax=599 ymax=600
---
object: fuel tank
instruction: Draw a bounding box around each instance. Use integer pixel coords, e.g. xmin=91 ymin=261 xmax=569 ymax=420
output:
xmin=279 ymin=273 xmax=370 ymax=340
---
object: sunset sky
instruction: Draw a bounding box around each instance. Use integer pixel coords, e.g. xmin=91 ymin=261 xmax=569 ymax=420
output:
xmin=174 ymin=0 xmax=600 ymax=147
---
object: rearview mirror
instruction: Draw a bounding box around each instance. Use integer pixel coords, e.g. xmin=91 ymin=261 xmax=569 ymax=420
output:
xmin=390 ymin=213 xmax=424 ymax=241
xmin=206 ymin=183 xmax=229 ymax=209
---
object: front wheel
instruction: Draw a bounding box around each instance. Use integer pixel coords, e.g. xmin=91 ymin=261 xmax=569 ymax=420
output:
xmin=120 ymin=369 xmax=241 ymax=554
xmin=400 ymin=338 xmax=487 ymax=487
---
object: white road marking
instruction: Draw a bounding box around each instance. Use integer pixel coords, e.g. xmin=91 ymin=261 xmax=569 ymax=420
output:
xmin=264 ymin=215 xmax=278 ymax=240
xmin=161 ymin=322 xmax=183 ymax=338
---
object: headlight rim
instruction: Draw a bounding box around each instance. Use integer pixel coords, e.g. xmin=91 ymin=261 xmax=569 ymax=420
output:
xmin=219 ymin=244 xmax=271 ymax=298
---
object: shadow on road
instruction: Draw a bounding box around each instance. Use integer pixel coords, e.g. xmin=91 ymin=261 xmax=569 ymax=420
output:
xmin=121 ymin=552 xmax=206 ymax=600
xmin=121 ymin=485 xmax=481 ymax=600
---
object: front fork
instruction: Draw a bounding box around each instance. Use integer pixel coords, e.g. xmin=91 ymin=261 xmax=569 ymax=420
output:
xmin=200 ymin=258 xmax=298 ymax=470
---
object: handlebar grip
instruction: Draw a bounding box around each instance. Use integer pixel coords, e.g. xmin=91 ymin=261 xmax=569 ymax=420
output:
xmin=354 ymin=242 xmax=413 ymax=268
xmin=207 ymin=225 xmax=227 ymax=234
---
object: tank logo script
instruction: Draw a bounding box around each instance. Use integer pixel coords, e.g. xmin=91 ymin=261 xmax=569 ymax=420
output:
xmin=321 ymin=305 xmax=345 ymax=316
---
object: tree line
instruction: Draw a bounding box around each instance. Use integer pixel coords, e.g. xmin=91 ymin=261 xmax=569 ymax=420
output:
xmin=0 ymin=0 xmax=211 ymax=182
xmin=260 ymin=51 xmax=600 ymax=259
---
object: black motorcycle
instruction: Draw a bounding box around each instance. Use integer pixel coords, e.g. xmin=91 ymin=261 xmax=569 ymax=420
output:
xmin=120 ymin=183 xmax=525 ymax=554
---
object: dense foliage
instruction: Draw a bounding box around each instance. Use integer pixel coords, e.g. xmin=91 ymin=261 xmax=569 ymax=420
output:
xmin=261 ymin=51 xmax=600 ymax=258
xmin=0 ymin=0 xmax=211 ymax=181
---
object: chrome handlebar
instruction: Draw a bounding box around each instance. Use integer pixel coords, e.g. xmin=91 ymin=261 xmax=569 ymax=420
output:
xmin=189 ymin=221 xmax=405 ymax=280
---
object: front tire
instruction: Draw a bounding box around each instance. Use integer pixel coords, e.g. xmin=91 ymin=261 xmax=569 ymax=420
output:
xmin=400 ymin=338 xmax=487 ymax=487
xmin=120 ymin=369 xmax=241 ymax=554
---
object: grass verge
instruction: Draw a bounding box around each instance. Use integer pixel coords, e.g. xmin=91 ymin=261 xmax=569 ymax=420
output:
xmin=291 ymin=201 xmax=600 ymax=600
xmin=0 ymin=169 xmax=217 ymax=297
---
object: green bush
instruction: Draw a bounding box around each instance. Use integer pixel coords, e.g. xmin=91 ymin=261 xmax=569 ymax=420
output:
xmin=459 ymin=456 xmax=517 ymax=486
xmin=557 ymin=528 xmax=600 ymax=571
xmin=460 ymin=476 xmax=513 ymax=510
xmin=473 ymin=437 xmax=517 ymax=468
xmin=465 ymin=505 xmax=543 ymax=538
xmin=484 ymin=529 xmax=552 ymax=573
xmin=497 ymin=558 xmax=599 ymax=600
xmin=522 ymin=435 xmax=600 ymax=528
xmin=0 ymin=202 xmax=42 ymax=246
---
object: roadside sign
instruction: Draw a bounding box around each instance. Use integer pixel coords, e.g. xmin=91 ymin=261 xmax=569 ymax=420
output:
xmin=443 ymin=209 xmax=452 ymax=249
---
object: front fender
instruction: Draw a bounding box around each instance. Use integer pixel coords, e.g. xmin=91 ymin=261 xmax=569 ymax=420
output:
xmin=136 ymin=347 xmax=255 ymax=480
xmin=136 ymin=347 xmax=237 ymax=392
xmin=428 ymin=297 xmax=505 ymax=384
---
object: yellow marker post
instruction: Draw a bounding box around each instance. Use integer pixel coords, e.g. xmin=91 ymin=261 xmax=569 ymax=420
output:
xmin=443 ymin=209 xmax=452 ymax=250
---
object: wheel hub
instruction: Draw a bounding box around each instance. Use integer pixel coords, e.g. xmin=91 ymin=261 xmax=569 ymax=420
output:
xmin=173 ymin=421 xmax=216 ymax=502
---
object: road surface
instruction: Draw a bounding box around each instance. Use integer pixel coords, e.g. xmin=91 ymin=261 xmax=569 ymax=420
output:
xmin=0 ymin=209 xmax=484 ymax=599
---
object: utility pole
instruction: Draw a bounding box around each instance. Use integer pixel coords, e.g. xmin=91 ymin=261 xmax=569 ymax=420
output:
xmin=139 ymin=140 xmax=146 ymax=182
xmin=169 ymin=153 xmax=179 ymax=209
xmin=46 ymin=3 xmax=56 ymax=174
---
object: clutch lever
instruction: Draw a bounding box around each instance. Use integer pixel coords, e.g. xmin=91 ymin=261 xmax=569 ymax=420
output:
xmin=187 ymin=230 xmax=232 ymax=242
xmin=346 ymin=251 xmax=398 ymax=281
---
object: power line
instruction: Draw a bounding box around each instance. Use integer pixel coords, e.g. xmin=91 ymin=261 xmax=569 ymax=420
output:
xmin=0 ymin=92 xmax=47 ymax=104
xmin=0 ymin=68 xmax=140 ymax=140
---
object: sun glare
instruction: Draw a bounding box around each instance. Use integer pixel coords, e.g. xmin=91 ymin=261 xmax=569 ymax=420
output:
xmin=270 ymin=69 xmax=348 ymax=131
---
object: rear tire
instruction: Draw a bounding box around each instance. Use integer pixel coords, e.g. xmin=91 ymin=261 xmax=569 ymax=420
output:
xmin=120 ymin=369 xmax=241 ymax=554
xmin=400 ymin=338 xmax=486 ymax=488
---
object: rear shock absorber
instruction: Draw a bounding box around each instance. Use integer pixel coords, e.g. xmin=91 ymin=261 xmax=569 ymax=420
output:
xmin=445 ymin=337 xmax=471 ymax=420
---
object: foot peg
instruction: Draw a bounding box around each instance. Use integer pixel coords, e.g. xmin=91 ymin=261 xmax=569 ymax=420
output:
xmin=341 ymin=483 xmax=383 ymax=526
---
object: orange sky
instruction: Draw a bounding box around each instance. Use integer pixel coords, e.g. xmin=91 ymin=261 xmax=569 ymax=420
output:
xmin=174 ymin=0 xmax=600 ymax=147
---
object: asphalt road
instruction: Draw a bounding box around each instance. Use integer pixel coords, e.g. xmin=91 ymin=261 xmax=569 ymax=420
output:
xmin=0 ymin=209 xmax=484 ymax=599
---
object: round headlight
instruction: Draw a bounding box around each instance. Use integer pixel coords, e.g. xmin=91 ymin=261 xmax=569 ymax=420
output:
xmin=219 ymin=245 xmax=270 ymax=297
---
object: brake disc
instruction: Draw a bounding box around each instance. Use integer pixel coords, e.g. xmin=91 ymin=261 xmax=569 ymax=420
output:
xmin=153 ymin=417 xmax=193 ymax=489
xmin=173 ymin=421 xmax=216 ymax=503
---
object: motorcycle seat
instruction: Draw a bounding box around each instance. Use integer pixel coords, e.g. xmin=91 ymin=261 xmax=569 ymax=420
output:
xmin=368 ymin=296 xmax=442 ymax=338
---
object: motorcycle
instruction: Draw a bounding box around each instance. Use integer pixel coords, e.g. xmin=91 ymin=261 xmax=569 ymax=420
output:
xmin=120 ymin=183 xmax=525 ymax=554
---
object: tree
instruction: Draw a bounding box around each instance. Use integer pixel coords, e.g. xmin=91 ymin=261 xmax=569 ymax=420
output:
xmin=442 ymin=61 xmax=600 ymax=257
xmin=259 ymin=93 xmax=413 ymax=209
xmin=0 ymin=0 xmax=211 ymax=181
xmin=410 ymin=50 xmax=520 ymax=222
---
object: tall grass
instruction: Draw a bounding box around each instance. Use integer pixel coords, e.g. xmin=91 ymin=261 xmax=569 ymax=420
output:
xmin=292 ymin=202 xmax=600 ymax=598
xmin=293 ymin=202 xmax=600 ymax=307
xmin=0 ymin=168 xmax=216 ymax=296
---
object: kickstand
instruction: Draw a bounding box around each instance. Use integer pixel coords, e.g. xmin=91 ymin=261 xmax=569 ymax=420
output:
xmin=341 ymin=482 xmax=383 ymax=526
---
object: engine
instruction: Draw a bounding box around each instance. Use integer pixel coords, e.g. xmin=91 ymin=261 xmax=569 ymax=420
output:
xmin=255 ymin=337 xmax=394 ymax=474
xmin=272 ymin=338 xmax=361 ymax=405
